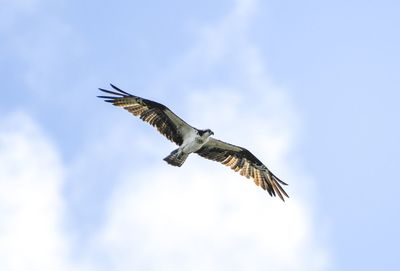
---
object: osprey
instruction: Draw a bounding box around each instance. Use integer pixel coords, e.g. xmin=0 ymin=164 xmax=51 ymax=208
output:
xmin=98 ymin=84 xmax=289 ymax=201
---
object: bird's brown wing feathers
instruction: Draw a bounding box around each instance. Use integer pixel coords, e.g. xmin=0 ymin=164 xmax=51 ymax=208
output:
xmin=98 ymin=84 xmax=195 ymax=145
xmin=196 ymin=138 xmax=289 ymax=201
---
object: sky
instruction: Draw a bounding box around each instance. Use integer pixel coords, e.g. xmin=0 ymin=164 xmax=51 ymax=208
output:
xmin=1 ymin=0 xmax=399 ymax=270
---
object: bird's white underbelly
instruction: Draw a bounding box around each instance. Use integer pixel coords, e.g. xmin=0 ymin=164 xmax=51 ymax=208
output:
xmin=181 ymin=132 xmax=208 ymax=154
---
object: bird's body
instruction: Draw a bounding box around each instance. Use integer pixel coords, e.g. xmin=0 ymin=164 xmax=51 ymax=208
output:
xmin=180 ymin=129 xmax=213 ymax=154
xmin=98 ymin=84 xmax=289 ymax=201
xmin=164 ymin=129 xmax=213 ymax=167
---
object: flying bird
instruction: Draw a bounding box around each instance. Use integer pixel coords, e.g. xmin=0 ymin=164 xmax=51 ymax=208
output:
xmin=98 ymin=84 xmax=289 ymax=201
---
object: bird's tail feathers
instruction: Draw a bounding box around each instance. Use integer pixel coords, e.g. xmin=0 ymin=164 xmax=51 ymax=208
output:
xmin=163 ymin=149 xmax=188 ymax=167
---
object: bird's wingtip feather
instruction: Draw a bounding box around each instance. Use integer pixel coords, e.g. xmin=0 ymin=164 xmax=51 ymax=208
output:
xmin=109 ymin=84 xmax=133 ymax=96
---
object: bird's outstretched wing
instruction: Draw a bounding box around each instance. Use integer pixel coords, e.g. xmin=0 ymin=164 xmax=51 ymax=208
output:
xmin=196 ymin=138 xmax=289 ymax=201
xmin=98 ymin=84 xmax=195 ymax=145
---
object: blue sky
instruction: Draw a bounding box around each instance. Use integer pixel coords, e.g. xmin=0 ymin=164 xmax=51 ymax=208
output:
xmin=1 ymin=0 xmax=399 ymax=270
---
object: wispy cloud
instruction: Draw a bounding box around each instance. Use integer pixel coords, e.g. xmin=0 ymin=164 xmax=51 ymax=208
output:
xmin=0 ymin=0 xmax=87 ymax=101
xmin=89 ymin=0 xmax=329 ymax=270
xmin=0 ymin=112 xmax=77 ymax=271
xmin=0 ymin=0 xmax=329 ymax=270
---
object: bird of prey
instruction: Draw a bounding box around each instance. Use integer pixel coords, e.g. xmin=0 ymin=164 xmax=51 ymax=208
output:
xmin=98 ymin=84 xmax=289 ymax=201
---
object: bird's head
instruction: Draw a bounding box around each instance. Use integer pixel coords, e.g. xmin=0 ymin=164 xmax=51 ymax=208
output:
xmin=199 ymin=129 xmax=214 ymax=137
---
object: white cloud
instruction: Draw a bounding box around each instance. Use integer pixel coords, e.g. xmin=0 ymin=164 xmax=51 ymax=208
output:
xmin=0 ymin=112 xmax=78 ymax=271
xmin=96 ymin=165 xmax=326 ymax=271
xmin=0 ymin=0 xmax=329 ymax=270
xmin=93 ymin=87 xmax=328 ymax=270
xmin=90 ymin=0 xmax=330 ymax=270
